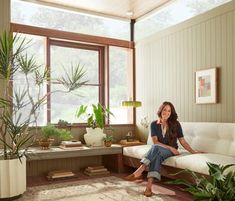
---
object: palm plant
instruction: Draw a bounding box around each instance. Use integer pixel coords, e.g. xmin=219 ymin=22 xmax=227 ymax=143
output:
xmin=0 ymin=31 xmax=88 ymax=160
xmin=167 ymin=162 xmax=235 ymax=201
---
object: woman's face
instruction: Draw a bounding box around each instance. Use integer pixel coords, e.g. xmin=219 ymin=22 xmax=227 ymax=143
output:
xmin=161 ymin=105 xmax=171 ymax=120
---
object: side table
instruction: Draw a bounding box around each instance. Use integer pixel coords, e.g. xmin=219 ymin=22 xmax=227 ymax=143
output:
xmin=118 ymin=139 xmax=145 ymax=147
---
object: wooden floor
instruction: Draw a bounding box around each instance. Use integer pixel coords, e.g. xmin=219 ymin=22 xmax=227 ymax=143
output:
xmin=27 ymin=171 xmax=193 ymax=201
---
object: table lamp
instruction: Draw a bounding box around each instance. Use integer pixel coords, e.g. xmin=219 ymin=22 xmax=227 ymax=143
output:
xmin=121 ymin=98 xmax=142 ymax=141
xmin=121 ymin=100 xmax=142 ymax=107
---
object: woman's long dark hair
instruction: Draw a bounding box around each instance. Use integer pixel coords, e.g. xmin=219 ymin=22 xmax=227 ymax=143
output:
xmin=157 ymin=101 xmax=179 ymax=147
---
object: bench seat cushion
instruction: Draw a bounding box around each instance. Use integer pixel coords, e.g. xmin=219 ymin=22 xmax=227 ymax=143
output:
xmin=123 ymin=145 xmax=189 ymax=168
xmin=123 ymin=145 xmax=235 ymax=175
xmin=175 ymin=153 xmax=235 ymax=175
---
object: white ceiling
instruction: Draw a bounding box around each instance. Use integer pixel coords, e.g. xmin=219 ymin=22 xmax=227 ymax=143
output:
xmin=32 ymin=0 xmax=174 ymax=20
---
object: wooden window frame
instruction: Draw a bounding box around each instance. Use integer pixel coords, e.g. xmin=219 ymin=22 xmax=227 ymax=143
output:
xmin=11 ymin=23 xmax=136 ymax=126
xmin=47 ymin=39 xmax=105 ymax=123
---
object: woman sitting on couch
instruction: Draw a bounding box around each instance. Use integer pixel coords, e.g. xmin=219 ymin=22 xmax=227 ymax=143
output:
xmin=125 ymin=101 xmax=201 ymax=197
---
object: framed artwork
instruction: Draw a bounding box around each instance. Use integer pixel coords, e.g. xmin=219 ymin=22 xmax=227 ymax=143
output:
xmin=195 ymin=68 xmax=218 ymax=104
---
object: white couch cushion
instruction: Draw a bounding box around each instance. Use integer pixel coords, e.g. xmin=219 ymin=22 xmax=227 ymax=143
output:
xmin=175 ymin=153 xmax=235 ymax=175
xmin=124 ymin=122 xmax=235 ymax=175
xmin=123 ymin=146 xmax=190 ymax=168
xmin=180 ymin=122 xmax=235 ymax=157
xmin=123 ymin=145 xmax=150 ymax=159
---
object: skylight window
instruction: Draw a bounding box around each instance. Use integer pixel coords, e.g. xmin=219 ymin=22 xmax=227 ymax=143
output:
xmin=135 ymin=0 xmax=231 ymax=41
xmin=11 ymin=0 xmax=130 ymax=40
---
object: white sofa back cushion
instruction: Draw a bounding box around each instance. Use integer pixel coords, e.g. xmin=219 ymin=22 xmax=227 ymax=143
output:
xmin=180 ymin=122 xmax=235 ymax=157
xmin=147 ymin=122 xmax=235 ymax=157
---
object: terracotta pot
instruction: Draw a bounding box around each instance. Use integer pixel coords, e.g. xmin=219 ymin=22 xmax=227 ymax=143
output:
xmin=38 ymin=138 xmax=54 ymax=150
xmin=104 ymin=141 xmax=112 ymax=147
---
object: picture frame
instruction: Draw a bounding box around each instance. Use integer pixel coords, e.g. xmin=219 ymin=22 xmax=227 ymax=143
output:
xmin=195 ymin=67 xmax=218 ymax=104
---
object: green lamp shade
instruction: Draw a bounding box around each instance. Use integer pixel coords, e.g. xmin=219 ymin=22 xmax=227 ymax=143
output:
xmin=121 ymin=101 xmax=142 ymax=107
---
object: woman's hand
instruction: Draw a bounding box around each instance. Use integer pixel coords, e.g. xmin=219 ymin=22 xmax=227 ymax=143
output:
xmin=169 ymin=147 xmax=180 ymax=155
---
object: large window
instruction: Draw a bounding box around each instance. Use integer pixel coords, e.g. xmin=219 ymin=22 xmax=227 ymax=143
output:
xmin=12 ymin=28 xmax=133 ymax=126
xmin=11 ymin=1 xmax=134 ymax=126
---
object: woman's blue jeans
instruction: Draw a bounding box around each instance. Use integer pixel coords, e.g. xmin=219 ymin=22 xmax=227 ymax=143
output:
xmin=140 ymin=144 xmax=173 ymax=180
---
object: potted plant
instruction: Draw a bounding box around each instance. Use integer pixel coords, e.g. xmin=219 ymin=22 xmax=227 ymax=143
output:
xmin=58 ymin=119 xmax=70 ymax=127
xmin=39 ymin=124 xmax=72 ymax=149
xmin=76 ymin=103 xmax=113 ymax=146
xmin=103 ymin=135 xmax=113 ymax=147
xmin=167 ymin=162 xmax=235 ymax=201
xmin=0 ymin=31 xmax=88 ymax=199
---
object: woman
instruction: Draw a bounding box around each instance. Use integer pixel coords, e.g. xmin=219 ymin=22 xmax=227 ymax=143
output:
xmin=125 ymin=101 xmax=200 ymax=197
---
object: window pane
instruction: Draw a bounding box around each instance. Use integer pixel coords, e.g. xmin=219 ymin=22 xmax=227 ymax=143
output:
xmin=11 ymin=0 xmax=130 ymax=40
xmin=13 ymin=34 xmax=46 ymax=126
xmin=51 ymin=85 xmax=99 ymax=124
xmin=51 ymin=44 xmax=99 ymax=84
xmin=50 ymin=44 xmax=100 ymax=123
xmin=109 ymin=46 xmax=133 ymax=124
xmin=135 ymin=0 xmax=231 ymax=40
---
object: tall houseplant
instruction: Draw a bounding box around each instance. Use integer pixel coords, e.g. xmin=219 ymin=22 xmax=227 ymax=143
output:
xmin=167 ymin=162 xmax=235 ymax=201
xmin=0 ymin=31 xmax=88 ymax=198
xmin=76 ymin=103 xmax=113 ymax=146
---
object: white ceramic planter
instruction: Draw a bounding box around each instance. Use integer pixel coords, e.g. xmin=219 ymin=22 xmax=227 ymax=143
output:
xmin=0 ymin=157 xmax=26 ymax=198
xmin=84 ymin=128 xmax=106 ymax=147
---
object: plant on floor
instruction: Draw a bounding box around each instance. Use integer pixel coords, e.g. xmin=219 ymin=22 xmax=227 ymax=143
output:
xmin=0 ymin=31 xmax=88 ymax=160
xmin=167 ymin=162 xmax=235 ymax=201
xmin=76 ymin=103 xmax=113 ymax=129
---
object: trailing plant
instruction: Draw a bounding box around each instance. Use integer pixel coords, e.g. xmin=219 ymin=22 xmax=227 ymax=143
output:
xmin=167 ymin=162 xmax=235 ymax=201
xmin=76 ymin=103 xmax=113 ymax=129
xmin=0 ymin=31 xmax=88 ymax=160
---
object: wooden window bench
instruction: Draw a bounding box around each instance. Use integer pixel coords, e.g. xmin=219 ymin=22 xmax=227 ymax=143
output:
xmin=26 ymin=145 xmax=125 ymax=177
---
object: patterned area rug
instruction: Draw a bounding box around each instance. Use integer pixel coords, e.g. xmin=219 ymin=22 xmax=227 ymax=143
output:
xmin=18 ymin=176 xmax=177 ymax=201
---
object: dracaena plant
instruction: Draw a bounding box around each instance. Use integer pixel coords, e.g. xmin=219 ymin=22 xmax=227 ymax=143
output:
xmin=0 ymin=31 xmax=88 ymax=160
xmin=167 ymin=162 xmax=235 ymax=201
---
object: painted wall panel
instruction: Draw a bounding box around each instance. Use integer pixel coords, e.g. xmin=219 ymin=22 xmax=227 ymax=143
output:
xmin=0 ymin=0 xmax=10 ymax=101
xmin=136 ymin=1 xmax=235 ymax=140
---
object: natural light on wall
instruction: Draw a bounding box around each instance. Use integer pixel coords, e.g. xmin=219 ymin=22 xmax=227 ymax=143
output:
xmin=135 ymin=0 xmax=231 ymax=41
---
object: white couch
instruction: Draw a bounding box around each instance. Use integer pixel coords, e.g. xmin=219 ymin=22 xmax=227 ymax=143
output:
xmin=123 ymin=122 xmax=235 ymax=176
